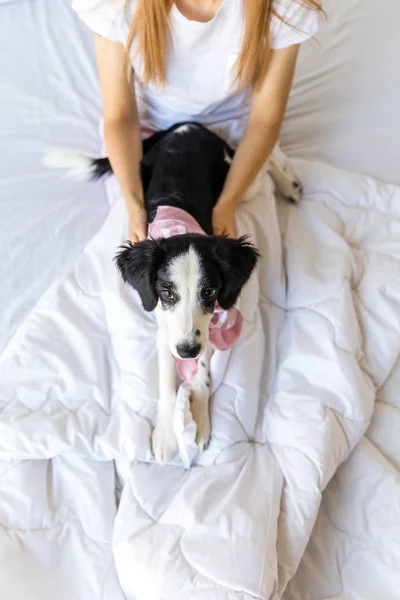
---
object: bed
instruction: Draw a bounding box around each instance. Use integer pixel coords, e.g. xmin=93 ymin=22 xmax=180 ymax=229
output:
xmin=1 ymin=1 xmax=399 ymax=599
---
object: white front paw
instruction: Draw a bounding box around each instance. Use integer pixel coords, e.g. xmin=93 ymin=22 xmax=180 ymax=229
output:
xmin=287 ymin=175 xmax=303 ymax=203
xmin=281 ymin=174 xmax=303 ymax=204
xmin=152 ymin=421 xmax=177 ymax=465
xmin=191 ymin=395 xmax=211 ymax=452
xmin=195 ymin=412 xmax=211 ymax=453
xmin=190 ymin=359 xmax=211 ymax=453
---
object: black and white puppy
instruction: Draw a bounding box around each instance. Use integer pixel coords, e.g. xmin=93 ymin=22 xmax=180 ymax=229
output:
xmin=117 ymin=123 xmax=260 ymax=463
xmin=45 ymin=122 xmax=300 ymax=463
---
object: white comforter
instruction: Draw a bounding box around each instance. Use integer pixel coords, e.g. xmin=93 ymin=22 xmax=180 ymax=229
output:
xmin=2 ymin=154 xmax=399 ymax=600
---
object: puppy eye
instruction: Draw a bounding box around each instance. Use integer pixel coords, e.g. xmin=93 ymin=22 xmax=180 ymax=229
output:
xmin=160 ymin=289 xmax=174 ymax=301
xmin=203 ymin=287 xmax=217 ymax=300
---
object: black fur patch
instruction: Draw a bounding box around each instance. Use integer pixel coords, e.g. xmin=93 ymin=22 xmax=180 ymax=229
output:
xmin=115 ymin=240 xmax=164 ymax=311
xmin=91 ymin=122 xmax=234 ymax=234
xmin=211 ymin=236 xmax=260 ymax=310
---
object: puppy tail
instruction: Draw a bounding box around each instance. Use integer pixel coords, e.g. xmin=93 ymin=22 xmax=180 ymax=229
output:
xmin=42 ymin=150 xmax=112 ymax=181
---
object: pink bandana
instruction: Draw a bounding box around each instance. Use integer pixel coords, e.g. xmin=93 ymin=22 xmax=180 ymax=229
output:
xmin=148 ymin=206 xmax=243 ymax=382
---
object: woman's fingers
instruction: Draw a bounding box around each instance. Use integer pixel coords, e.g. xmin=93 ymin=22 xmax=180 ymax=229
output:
xmin=212 ymin=204 xmax=236 ymax=239
xmin=214 ymin=222 xmax=236 ymax=238
xmin=128 ymin=209 xmax=148 ymax=243
xmin=227 ymin=223 xmax=236 ymax=238
xmin=134 ymin=222 xmax=148 ymax=242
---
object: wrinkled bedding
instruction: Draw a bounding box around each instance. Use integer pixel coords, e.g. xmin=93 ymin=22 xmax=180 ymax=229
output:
xmin=282 ymin=164 xmax=400 ymax=600
xmin=2 ymin=156 xmax=400 ymax=599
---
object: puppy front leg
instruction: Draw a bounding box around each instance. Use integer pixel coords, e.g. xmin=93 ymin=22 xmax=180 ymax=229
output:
xmin=190 ymin=354 xmax=211 ymax=453
xmin=152 ymin=324 xmax=178 ymax=464
xmin=267 ymin=157 xmax=303 ymax=204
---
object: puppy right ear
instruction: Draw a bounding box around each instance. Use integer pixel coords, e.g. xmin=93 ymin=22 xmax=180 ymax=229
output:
xmin=212 ymin=235 xmax=260 ymax=310
xmin=115 ymin=239 xmax=162 ymax=311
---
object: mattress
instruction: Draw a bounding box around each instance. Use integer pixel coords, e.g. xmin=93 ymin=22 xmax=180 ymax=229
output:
xmin=1 ymin=1 xmax=400 ymax=599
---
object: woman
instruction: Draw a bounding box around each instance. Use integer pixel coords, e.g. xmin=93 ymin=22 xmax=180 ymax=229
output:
xmin=72 ymin=0 xmax=321 ymax=241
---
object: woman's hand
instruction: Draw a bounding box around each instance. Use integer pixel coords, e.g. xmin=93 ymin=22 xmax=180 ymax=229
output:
xmin=212 ymin=202 xmax=236 ymax=238
xmin=128 ymin=204 xmax=148 ymax=243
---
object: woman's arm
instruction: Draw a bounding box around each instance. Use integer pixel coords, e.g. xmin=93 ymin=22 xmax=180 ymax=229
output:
xmin=213 ymin=44 xmax=300 ymax=237
xmin=94 ymin=35 xmax=147 ymax=242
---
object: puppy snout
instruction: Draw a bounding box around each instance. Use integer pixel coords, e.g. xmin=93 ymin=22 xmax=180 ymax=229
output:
xmin=176 ymin=341 xmax=202 ymax=359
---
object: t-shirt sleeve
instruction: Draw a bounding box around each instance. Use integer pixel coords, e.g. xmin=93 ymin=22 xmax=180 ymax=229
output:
xmin=270 ymin=0 xmax=320 ymax=49
xmin=71 ymin=0 xmax=131 ymax=44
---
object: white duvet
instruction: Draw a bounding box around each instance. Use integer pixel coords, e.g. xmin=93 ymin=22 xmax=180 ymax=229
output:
xmin=2 ymin=154 xmax=399 ymax=600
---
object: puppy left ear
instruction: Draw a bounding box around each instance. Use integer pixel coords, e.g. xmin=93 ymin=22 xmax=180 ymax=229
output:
xmin=212 ymin=235 xmax=260 ymax=310
xmin=115 ymin=239 xmax=163 ymax=311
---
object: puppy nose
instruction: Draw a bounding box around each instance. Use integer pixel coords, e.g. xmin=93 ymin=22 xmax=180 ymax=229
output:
xmin=176 ymin=341 xmax=201 ymax=359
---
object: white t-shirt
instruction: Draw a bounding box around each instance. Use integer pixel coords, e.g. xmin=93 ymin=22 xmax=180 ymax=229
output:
xmin=72 ymin=0 xmax=319 ymax=146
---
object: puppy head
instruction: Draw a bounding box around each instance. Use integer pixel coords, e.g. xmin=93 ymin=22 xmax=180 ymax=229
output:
xmin=115 ymin=235 xmax=259 ymax=358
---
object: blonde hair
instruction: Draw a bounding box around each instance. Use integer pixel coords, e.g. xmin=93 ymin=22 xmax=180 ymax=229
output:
xmin=126 ymin=0 xmax=322 ymax=90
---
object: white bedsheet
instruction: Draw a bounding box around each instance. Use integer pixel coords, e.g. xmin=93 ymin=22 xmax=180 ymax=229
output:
xmin=1 ymin=1 xmax=400 ymax=599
